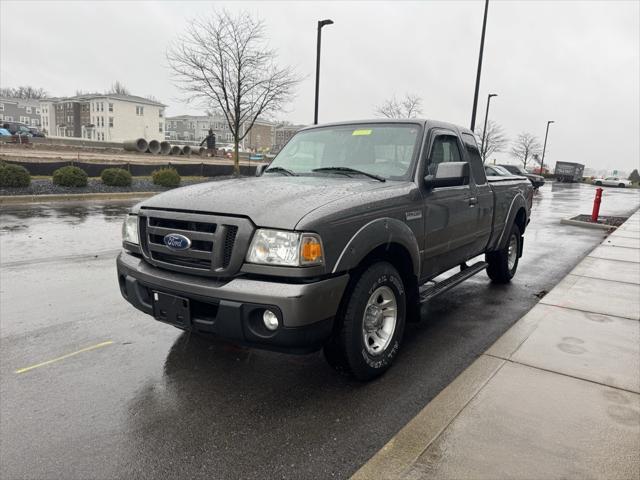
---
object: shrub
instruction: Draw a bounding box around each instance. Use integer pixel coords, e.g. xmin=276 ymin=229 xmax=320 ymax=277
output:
xmin=152 ymin=167 xmax=181 ymax=188
xmin=52 ymin=165 xmax=88 ymax=187
xmin=0 ymin=163 xmax=31 ymax=188
xmin=101 ymin=167 xmax=132 ymax=187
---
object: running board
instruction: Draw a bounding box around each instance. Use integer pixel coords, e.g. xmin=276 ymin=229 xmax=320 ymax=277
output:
xmin=419 ymin=261 xmax=488 ymax=303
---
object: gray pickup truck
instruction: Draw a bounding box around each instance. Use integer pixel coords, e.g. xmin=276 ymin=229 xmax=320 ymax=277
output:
xmin=117 ymin=120 xmax=532 ymax=380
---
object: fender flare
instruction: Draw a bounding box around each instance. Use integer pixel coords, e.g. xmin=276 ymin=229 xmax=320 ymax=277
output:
xmin=331 ymin=217 xmax=421 ymax=276
xmin=496 ymin=193 xmax=527 ymax=250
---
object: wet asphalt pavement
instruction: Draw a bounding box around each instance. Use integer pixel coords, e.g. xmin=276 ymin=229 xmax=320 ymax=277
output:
xmin=1 ymin=182 xmax=639 ymax=479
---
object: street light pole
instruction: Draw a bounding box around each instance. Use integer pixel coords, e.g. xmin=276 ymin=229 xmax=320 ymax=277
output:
xmin=540 ymin=120 xmax=555 ymax=174
xmin=314 ymin=19 xmax=334 ymax=125
xmin=480 ymin=93 xmax=497 ymax=163
xmin=470 ymin=0 xmax=490 ymax=132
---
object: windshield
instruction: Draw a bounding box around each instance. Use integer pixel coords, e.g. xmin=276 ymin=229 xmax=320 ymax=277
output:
xmin=268 ymin=124 xmax=421 ymax=181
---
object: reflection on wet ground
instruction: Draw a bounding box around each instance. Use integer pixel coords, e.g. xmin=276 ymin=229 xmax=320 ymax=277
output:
xmin=0 ymin=200 xmax=133 ymax=264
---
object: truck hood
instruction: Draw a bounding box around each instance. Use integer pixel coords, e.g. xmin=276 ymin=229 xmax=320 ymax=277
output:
xmin=136 ymin=175 xmax=396 ymax=229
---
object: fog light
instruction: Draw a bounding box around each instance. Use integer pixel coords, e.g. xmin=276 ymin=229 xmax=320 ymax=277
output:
xmin=263 ymin=310 xmax=279 ymax=331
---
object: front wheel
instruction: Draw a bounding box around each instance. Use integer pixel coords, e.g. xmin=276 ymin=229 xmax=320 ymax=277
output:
xmin=618 ymin=183 xmax=625 ymax=188
xmin=595 ymin=181 xmax=602 ymax=186
xmin=486 ymin=224 xmax=522 ymax=284
xmin=323 ymin=261 xmax=406 ymax=381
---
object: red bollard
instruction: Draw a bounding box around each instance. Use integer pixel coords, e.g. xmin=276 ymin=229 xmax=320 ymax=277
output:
xmin=591 ymin=187 xmax=603 ymax=222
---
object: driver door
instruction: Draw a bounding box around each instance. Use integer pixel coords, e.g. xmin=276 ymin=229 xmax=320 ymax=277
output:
xmin=420 ymin=130 xmax=477 ymax=279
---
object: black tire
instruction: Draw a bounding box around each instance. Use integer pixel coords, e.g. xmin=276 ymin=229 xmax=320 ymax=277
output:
xmin=618 ymin=183 xmax=625 ymax=188
xmin=486 ymin=224 xmax=521 ymax=284
xmin=595 ymin=181 xmax=602 ymax=186
xmin=323 ymin=261 xmax=406 ymax=381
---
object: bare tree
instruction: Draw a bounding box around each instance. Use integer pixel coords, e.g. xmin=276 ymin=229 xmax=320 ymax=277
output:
xmin=475 ymin=120 xmax=508 ymax=163
xmin=108 ymin=81 xmax=130 ymax=95
xmin=511 ymin=132 xmax=542 ymax=170
xmin=375 ymin=93 xmax=423 ymax=119
xmin=0 ymin=86 xmax=48 ymax=99
xmin=167 ymin=10 xmax=301 ymax=174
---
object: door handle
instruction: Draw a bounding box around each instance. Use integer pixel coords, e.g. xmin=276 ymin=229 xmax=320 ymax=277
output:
xmin=468 ymin=197 xmax=478 ymax=206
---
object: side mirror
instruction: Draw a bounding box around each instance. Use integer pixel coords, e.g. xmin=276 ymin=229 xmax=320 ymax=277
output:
xmin=424 ymin=162 xmax=470 ymax=189
xmin=255 ymin=163 xmax=269 ymax=177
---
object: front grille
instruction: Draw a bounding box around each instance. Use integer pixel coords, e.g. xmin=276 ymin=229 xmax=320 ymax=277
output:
xmin=139 ymin=209 xmax=251 ymax=277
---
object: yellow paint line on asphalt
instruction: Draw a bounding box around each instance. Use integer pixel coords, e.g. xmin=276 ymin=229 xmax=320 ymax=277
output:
xmin=15 ymin=341 xmax=114 ymax=374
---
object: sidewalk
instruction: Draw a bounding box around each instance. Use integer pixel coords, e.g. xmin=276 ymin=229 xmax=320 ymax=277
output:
xmin=353 ymin=211 xmax=640 ymax=480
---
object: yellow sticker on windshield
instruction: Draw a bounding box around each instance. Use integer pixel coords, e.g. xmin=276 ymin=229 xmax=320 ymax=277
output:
xmin=352 ymin=129 xmax=372 ymax=136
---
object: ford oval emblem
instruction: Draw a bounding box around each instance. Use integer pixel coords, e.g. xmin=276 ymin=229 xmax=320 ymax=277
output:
xmin=163 ymin=233 xmax=191 ymax=250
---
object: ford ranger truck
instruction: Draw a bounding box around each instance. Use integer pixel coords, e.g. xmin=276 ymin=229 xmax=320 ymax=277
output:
xmin=117 ymin=120 xmax=533 ymax=380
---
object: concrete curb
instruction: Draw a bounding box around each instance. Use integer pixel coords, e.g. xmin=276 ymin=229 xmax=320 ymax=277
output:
xmin=560 ymin=217 xmax=616 ymax=230
xmin=0 ymin=191 xmax=156 ymax=205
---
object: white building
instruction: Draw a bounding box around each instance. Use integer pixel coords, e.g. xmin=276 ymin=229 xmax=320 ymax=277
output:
xmin=85 ymin=94 xmax=165 ymax=142
xmin=39 ymin=93 xmax=165 ymax=142
xmin=38 ymin=100 xmax=56 ymax=134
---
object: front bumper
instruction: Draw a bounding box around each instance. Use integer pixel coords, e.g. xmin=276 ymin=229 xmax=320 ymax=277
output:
xmin=117 ymin=252 xmax=349 ymax=353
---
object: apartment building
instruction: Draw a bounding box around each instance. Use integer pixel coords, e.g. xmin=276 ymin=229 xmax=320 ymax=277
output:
xmin=0 ymin=97 xmax=42 ymax=127
xmin=243 ymin=120 xmax=275 ymax=152
xmin=273 ymin=123 xmax=305 ymax=152
xmin=165 ymin=115 xmax=230 ymax=143
xmin=39 ymin=93 xmax=165 ymax=142
xmin=44 ymin=99 xmax=90 ymax=137
xmin=166 ymin=115 xmax=275 ymax=151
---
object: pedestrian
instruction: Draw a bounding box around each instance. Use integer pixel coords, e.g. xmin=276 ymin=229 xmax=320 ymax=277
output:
xmin=200 ymin=129 xmax=216 ymax=157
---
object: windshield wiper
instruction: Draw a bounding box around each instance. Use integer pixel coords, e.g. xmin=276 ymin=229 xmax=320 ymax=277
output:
xmin=264 ymin=166 xmax=297 ymax=176
xmin=312 ymin=167 xmax=386 ymax=182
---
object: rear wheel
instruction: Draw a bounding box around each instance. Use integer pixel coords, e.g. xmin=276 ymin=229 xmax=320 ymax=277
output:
xmin=486 ymin=224 xmax=521 ymax=283
xmin=323 ymin=261 xmax=406 ymax=381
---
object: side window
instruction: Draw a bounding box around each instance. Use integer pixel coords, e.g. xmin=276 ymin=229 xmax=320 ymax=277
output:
xmin=427 ymin=134 xmax=462 ymax=175
xmin=461 ymin=132 xmax=487 ymax=184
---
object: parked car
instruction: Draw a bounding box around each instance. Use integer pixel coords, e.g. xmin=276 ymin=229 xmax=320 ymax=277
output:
xmin=554 ymin=161 xmax=584 ymax=183
xmin=117 ymin=119 xmax=533 ymax=380
xmin=14 ymin=126 xmax=32 ymax=137
xmin=0 ymin=128 xmax=11 ymax=137
xmin=1 ymin=121 xmax=30 ymax=135
xmin=484 ymin=165 xmax=514 ymax=177
xmin=592 ymin=177 xmax=632 ymax=188
xmin=499 ymin=164 xmax=545 ymax=189
xmin=28 ymin=127 xmax=45 ymax=137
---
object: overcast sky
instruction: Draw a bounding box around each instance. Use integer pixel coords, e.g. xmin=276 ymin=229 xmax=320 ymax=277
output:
xmin=1 ymin=0 xmax=638 ymax=172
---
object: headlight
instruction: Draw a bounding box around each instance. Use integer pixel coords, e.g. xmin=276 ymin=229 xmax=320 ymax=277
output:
xmin=122 ymin=214 xmax=139 ymax=245
xmin=246 ymin=229 xmax=324 ymax=266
